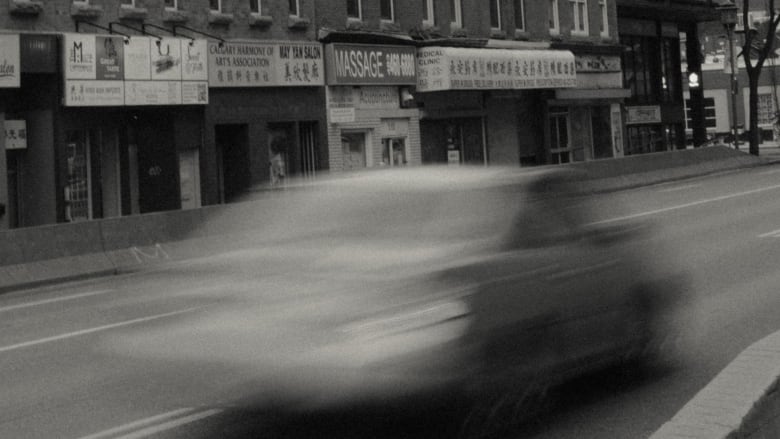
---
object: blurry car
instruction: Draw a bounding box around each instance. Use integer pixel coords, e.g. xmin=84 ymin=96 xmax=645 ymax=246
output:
xmin=103 ymin=166 xmax=685 ymax=415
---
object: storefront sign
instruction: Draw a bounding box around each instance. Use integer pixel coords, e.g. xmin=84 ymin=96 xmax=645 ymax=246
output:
xmin=64 ymin=33 xmax=96 ymax=79
xmin=574 ymin=55 xmax=621 ymax=73
xmin=208 ymin=41 xmax=324 ymax=87
xmin=0 ymin=35 xmax=20 ymax=88
xmin=62 ymin=34 xmax=208 ymax=106
xmin=96 ymin=36 xmax=124 ymax=80
xmin=326 ymin=44 xmax=416 ymax=85
xmin=4 ymin=120 xmax=26 ymax=149
xmin=329 ymin=86 xmax=399 ymax=111
xmin=417 ymin=47 xmax=577 ymax=92
xmin=330 ymin=107 xmax=356 ymax=124
xmin=626 ymin=105 xmax=661 ymax=125
xmin=64 ymin=80 xmax=125 ymax=107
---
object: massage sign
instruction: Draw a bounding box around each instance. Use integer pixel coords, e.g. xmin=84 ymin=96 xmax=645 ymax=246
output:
xmin=325 ymin=44 xmax=416 ymax=85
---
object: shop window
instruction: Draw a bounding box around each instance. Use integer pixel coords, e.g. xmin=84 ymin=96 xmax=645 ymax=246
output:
xmin=548 ymin=0 xmax=559 ymax=35
xmin=380 ymin=0 xmax=394 ymax=21
xmin=599 ymin=0 xmax=608 ymax=37
xmin=423 ymin=0 xmax=435 ymax=26
xmin=626 ymin=125 xmax=664 ymax=155
xmin=450 ymin=0 xmax=462 ymax=28
xmin=514 ymin=0 xmax=525 ymax=32
xmin=591 ymin=106 xmax=613 ymax=159
xmin=341 ymin=132 xmax=368 ymax=171
xmin=549 ymin=106 xmax=570 ymax=164
xmin=490 ymin=0 xmax=501 ymax=30
xmin=347 ymin=0 xmax=362 ymax=19
xmin=65 ymin=130 xmax=103 ymax=222
xmin=382 ymin=138 xmax=407 ymax=167
xmin=289 ymin=0 xmax=300 ymax=16
xmin=570 ymin=0 xmax=588 ymax=35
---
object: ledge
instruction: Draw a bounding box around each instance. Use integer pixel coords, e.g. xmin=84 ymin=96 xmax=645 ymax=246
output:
xmin=490 ymin=28 xmax=506 ymax=39
xmin=118 ymin=6 xmax=148 ymax=21
xmin=9 ymin=0 xmax=44 ymax=16
xmin=288 ymin=15 xmax=310 ymax=30
xmin=162 ymin=9 xmax=189 ymax=23
xmin=345 ymin=17 xmax=364 ymax=30
xmin=70 ymin=3 xmax=102 ymax=19
xmin=208 ymin=11 xmax=234 ymax=25
xmin=380 ymin=20 xmax=400 ymax=32
xmin=451 ymin=27 xmax=469 ymax=38
xmin=514 ymin=29 xmax=528 ymax=40
xmin=249 ymin=14 xmax=272 ymax=28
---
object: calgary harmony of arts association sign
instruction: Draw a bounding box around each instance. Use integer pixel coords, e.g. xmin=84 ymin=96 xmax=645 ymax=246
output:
xmin=0 ymin=34 xmax=20 ymax=88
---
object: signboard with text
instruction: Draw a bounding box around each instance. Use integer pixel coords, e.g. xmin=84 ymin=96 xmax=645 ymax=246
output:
xmin=208 ymin=41 xmax=324 ymax=87
xmin=325 ymin=44 xmax=416 ymax=85
xmin=4 ymin=120 xmax=26 ymax=149
xmin=417 ymin=47 xmax=576 ymax=92
xmin=62 ymin=33 xmax=207 ymax=106
xmin=0 ymin=35 xmax=20 ymax=88
xmin=626 ymin=105 xmax=662 ymax=125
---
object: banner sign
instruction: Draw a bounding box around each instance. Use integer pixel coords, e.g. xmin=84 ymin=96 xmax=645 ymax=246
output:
xmin=208 ymin=41 xmax=324 ymax=87
xmin=4 ymin=120 xmax=27 ymax=149
xmin=417 ymin=47 xmax=576 ymax=92
xmin=62 ymin=34 xmax=207 ymax=106
xmin=0 ymin=35 xmax=20 ymax=88
xmin=325 ymin=44 xmax=416 ymax=85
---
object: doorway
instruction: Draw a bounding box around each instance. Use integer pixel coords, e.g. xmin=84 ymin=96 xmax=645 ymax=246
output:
xmin=215 ymin=124 xmax=250 ymax=203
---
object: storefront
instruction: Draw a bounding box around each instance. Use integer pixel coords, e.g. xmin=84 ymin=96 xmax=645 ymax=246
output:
xmin=60 ymin=34 xmax=209 ymax=220
xmin=323 ymin=43 xmax=421 ymax=172
xmin=415 ymin=45 xmax=581 ymax=167
xmin=204 ymin=41 xmax=326 ymax=204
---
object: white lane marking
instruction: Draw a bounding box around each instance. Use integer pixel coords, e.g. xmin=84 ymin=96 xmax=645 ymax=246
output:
xmin=78 ymin=408 xmax=198 ymax=439
xmin=589 ymin=183 xmax=780 ymax=226
xmin=758 ymin=228 xmax=780 ymax=238
xmin=658 ymin=183 xmax=701 ymax=193
xmin=111 ymin=409 xmax=223 ymax=439
xmin=0 ymin=290 xmax=113 ymax=313
xmin=0 ymin=307 xmax=201 ymax=353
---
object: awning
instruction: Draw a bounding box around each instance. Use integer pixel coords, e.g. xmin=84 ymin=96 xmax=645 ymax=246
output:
xmin=417 ymin=46 xmax=576 ymax=92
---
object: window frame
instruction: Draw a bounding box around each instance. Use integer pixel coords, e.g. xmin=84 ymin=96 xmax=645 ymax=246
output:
xmin=450 ymin=0 xmax=463 ymax=29
xmin=120 ymin=0 xmax=135 ymax=7
xmin=347 ymin=0 xmax=362 ymax=20
xmin=209 ymin=0 xmax=222 ymax=12
xmin=289 ymin=0 xmax=300 ymax=17
xmin=598 ymin=0 xmax=608 ymax=37
xmin=380 ymin=0 xmax=395 ymax=22
xmin=249 ymin=0 xmax=261 ymax=15
xmin=570 ymin=0 xmax=589 ymax=36
xmin=163 ymin=0 xmax=178 ymax=10
xmin=73 ymin=0 xmax=90 ymax=4
xmin=548 ymin=0 xmax=560 ymax=35
xmin=490 ymin=0 xmax=502 ymax=31
xmin=514 ymin=0 xmax=525 ymax=33
xmin=423 ymin=0 xmax=435 ymax=26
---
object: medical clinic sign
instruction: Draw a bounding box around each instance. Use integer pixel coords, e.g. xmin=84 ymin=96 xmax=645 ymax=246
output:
xmin=62 ymin=33 xmax=209 ymax=106
xmin=325 ymin=44 xmax=416 ymax=85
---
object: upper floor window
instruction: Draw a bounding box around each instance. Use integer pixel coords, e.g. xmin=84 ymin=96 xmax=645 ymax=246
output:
xmin=347 ymin=0 xmax=362 ymax=19
xmin=548 ymin=0 xmax=559 ymax=35
xmin=120 ymin=0 xmax=135 ymax=6
xmin=450 ymin=0 xmax=462 ymax=28
xmin=490 ymin=0 xmax=501 ymax=30
xmin=250 ymin=0 xmax=261 ymax=14
xmin=514 ymin=0 xmax=525 ymax=32
xmin=599 ymin=0 xmax=608 ymax=37
xmin=423 ymin=0 xmax=435 ymax=26
xmin=570 ymin=0 xmax=588 ymax=35
xmin=163 ymin=0 xmax=178 ymax=9
xmin=209 ymin=0 xmax=221 ymax=12
xmin=380 ymin=0 xmax=394 ymax=21
xmin=289 ymin=0 xmax=300 ymax=16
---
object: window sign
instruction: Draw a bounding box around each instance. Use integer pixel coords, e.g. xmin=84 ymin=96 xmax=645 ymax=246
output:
xmin=0 ymin=34 xmax=20 ymax=88
xmin=64 ymin=33 xmax=96 ymax=80
xmin=182 ymin=39 xmax=208 ymax=81
xmin=4 ymin=120 xmax=27 ymax=150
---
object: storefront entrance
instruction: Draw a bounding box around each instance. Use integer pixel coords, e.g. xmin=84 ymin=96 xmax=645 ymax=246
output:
xmin=421 ymin=118 xmax=484 ymax=165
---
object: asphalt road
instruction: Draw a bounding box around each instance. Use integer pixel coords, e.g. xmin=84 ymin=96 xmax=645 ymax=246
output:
xmin=2 ymin=163 xmax=780 ymax=439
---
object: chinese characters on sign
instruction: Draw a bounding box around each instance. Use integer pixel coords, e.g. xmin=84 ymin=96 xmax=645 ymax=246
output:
xmin=207 ymin=41 xmax=324 ymax=87
xmin=417 ymin=47 xmax=577 ymax=92
xmin=0 ymin=35 xmax=20 ymax=88
xmin=4 ymin=120 xmax=27 ymax=150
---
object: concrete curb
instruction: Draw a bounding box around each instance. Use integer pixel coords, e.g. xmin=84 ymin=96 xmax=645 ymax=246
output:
xmin=650 ymin=331 xmax=780 ymax=439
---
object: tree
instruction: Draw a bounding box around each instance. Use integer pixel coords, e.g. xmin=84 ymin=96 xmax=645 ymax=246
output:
xmin=741 ymin=0 xmax=780 ymax=155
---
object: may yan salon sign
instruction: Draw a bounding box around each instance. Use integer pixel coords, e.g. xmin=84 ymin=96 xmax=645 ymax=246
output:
xmin=0 ymin=34 xmax=21 ymax=88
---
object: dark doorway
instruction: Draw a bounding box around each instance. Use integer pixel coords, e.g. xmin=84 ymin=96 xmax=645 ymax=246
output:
xmin=134 ymin=112 xmax=180 ymax=213
xmin=215 ymin=124 xmax=250 ymax=203
xmin=421 ymin=118 xmax=484 ymax=165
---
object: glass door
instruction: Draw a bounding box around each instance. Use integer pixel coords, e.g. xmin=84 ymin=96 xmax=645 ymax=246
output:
xmin=549 ymin=106 xmax=571 ymax=164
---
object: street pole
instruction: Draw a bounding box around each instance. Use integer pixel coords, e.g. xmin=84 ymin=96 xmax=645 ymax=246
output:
xmin=728 ymin=24 xmax=740 ymax=150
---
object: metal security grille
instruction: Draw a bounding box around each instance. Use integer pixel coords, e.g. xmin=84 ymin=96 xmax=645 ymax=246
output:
xmin=298 ymin=121 xmax=319 ymax=179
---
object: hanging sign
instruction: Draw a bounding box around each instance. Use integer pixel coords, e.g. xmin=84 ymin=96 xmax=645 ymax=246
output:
xmin=4 ymin=120 xmax=27 ymax=149
xmin=96 ymin=36 xmax=125 ymax=80
xmin=64 ymin=33 xmax=96 ymax=79
xmin=0 ymin=34 xmax=20 ymax=88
